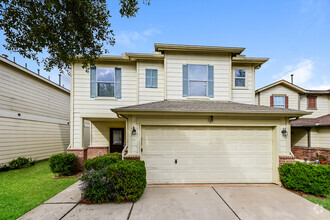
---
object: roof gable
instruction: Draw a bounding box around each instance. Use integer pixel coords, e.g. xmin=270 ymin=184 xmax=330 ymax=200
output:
xmin=255 ymin=80 xmax=306 ymax=94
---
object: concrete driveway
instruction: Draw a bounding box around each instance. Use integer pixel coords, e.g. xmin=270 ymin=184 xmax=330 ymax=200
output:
xmin=20 ymin=182 xmax=330 ymax=220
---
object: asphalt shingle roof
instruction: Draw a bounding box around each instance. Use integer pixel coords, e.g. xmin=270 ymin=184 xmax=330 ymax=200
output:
xmin=112 ymin=100 xmax=309 ymax=116
xmin=291 ymin=114 xmax=330 ymax=127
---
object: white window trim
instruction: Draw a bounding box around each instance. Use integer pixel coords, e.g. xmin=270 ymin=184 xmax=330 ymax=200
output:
xmin=273 ymin=95 xmax=285 ymax=108
xmin=233 ymin=68 xmax=248 ymax=89
xmin=187 ymin=64 xmax=209 ymax=97
xmin=96 ymin=67 xmax=116 ymax=97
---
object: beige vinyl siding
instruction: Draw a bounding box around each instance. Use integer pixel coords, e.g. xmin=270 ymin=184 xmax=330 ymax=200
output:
xmin=300 ymin=95 xmax=330 ymax=118
xmin=0 ymin=62 xmax=70 ymax=121
xmin=72 ymin=63 xmax=136 ymax=147
xmin=259 ymin=85 xmax=299 ymax=109
xmin=311 ymin=127 xmax=330 ymax=149
xmin=138 ymin=61 xmax=165 ymax=104
xmin=0 ymin=61 xmax=71 ymax=163
xmin=90 ymin=121 xmax=125 ymax=147
xmin=165 ymin=52 xmax=231 ymax=100
xmin=292 ymin=128 xmax=308 ymax=147
xmin=0 ymin=117 xmax=69 ymax=163
xmin=232 ymin=65 xmax=254 ymax=104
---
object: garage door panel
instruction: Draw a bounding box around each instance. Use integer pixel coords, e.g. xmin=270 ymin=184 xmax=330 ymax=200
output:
xmin=142 ymin=126 xmax=273 ymax=184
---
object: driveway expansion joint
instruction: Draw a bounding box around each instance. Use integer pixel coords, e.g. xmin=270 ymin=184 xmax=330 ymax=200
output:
xmin=212 ymin=186 xmax=241 ymax=220
xmin=59 ymin=203 xmax=79 ymax=220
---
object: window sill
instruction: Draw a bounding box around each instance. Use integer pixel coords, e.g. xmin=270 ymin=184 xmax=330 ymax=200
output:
xmin=307 ymin=108 xmax=317 ymax=110
xmin=93 ymin=97 xmax=118 ymax=100
xmin=186 ymin=96 xmax=210 ymax=100
xmin=232 ymin=87 xmax=249 ymax=90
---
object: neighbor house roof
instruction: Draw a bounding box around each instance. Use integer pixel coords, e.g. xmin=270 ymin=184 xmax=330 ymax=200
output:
xmin=112 ymin=100 xmax=310 ymax=116
xmin=291 ymin=114 xmax=330 ymax=127
xmin=154 ymin=43 xmax=246 ymax=54
xmin=0 ymin=56 xmax=70 ymax=93
xmin=255 ymin=79 xmax=306 ymax=94
xmin=306 ymin=90 xmax=330 ymax=95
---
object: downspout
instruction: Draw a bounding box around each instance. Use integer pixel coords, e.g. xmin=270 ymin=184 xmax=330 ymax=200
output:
xmin=288 ymin=117 xmax=300 ymax=158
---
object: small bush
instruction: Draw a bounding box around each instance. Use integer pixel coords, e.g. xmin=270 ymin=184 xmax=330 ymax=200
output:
xmin=0 ymin=164 xmax=10 ymax=172
xmin=81 ymin=159 xmax=146 ymax=203
xmin=9 ymin=157 xmax=35 ymax=170
xmin=279 ymin=162 xmax=330 ymax=196
xmin=49 ymin=153 xmax=77 ymax=176
xmin=84 ymin=153 xmax=121 ymax=171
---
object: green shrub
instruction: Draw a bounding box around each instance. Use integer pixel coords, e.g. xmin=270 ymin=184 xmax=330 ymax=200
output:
xmin=9 ymin=157 xmax=35 ymax=170
xmin=49 ymin=153 xmax=77 ymax=176
xmin=84 ymin=153 xmax=121 ymax=171
xmin=279 ymin=162 xmax=330 ymax=196
xmin=0 ymin=164 xmax=10 ymax=172
xmin=81 ymin=159 xmax=146 ymax=203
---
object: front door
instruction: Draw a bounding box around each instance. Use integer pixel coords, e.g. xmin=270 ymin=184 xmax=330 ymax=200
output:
xmin=110 ymin=128 xmax=124 ymax=153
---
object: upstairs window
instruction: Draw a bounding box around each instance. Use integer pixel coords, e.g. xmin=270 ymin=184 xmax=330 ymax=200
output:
xmin=234 ymin=69 xmax=246 ymax=87
xmin=97 ymin=68 xmax=115 ymax=97
xmin=307 ymin=96 xmax=317 ymax=109
xmin=182 ymin=65 xmax=214 ymax=97
xmin=273 ymin=96 xmax=285 ymax=108
xmin=90 ymin=67 xmax=121 ymax=98
xmin=146 ymin=69 xmax=158 ymax=88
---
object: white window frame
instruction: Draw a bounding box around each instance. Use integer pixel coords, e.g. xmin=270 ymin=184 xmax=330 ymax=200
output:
xmin=274 ymin=95 xmax=285 ymax=108
xmin=233 ymin=68 xmax=247 ymax=89
xmin=188 ymin=64 xmax=208 ymax=97
xmin=96 ymin=67 xmax=115 ymax=97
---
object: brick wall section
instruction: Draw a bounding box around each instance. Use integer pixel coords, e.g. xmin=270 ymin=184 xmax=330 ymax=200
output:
xmin=67 ymin=149 xmax=87 ymax=171
xmin=292 ymin=146 xmax=330 ymax=161
xmin=87 ymin=147 xmax=108 ymax=159
xmin=279 ymin=155 xmax=295 ymax=166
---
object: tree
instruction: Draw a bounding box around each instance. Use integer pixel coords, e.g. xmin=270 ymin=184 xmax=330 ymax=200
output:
xmin=0 ymin=0 xmax=150 ymax=72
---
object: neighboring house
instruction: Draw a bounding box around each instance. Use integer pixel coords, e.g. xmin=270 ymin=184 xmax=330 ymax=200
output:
xmin=255 ymin=80 xmax=330 ymax=161
xmin=69 ymin=43 xmax=308 ymax=184
xmin=0 ymin=55 xmax=89 ymax=163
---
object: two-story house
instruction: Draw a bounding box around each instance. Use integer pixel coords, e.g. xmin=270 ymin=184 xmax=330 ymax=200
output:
xmin=255 ymin=79 xmax=330 ymax=161
xmin=69 ymin=43 xmax=308 ymax=184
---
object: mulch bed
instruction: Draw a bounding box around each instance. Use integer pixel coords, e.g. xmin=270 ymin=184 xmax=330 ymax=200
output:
xmin=53 ymin=172 xmax=82 ymax=179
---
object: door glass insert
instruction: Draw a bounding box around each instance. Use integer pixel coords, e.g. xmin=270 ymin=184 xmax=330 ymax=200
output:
xmin=113 ymin=130 xmax=122 ymax=145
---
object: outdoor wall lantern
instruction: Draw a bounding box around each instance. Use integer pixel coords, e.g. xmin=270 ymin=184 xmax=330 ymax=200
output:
xmin=208 ymin=116 xmax=214 ymax=122
xmin=132 ymin=126 xmax=137 ymax=135
xmin=281 ymin=128 xmax=288 ymax=136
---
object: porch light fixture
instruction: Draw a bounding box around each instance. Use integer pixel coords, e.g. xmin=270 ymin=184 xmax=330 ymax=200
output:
xmin=208 ymin=116 xmax=214 ymax=122
xmin=281 ymin=128 xmax=288 ymax=136
xmin=132 ymin=126 xmax=137 ymax=135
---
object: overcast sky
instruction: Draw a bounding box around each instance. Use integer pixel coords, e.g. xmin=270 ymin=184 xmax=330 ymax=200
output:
xmin=1 ymin=0 xmax=329 ymax=90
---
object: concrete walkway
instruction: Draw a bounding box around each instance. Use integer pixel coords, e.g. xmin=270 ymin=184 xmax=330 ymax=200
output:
xmin=19 ymin=182 xmax=330 ymax=220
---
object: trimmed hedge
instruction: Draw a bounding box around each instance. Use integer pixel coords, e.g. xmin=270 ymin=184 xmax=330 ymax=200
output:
xmin=49 ymin=153 xmax=77 ymax=176
xmin=279 ymin=162 xmax=330 ymax=196
xmin=84 ymin=153 xmax=121 ymax=171
xmin=9 ymin=157 xmax=35 ymax=170
xmin=81 ymin=159 xmax=146 ymax=203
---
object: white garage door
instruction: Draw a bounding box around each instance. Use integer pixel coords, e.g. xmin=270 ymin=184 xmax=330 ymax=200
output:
xmin=141 ymin=126 xmax=273 ymax=184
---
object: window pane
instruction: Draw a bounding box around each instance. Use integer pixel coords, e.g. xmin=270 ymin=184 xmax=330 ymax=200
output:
xmin=97 ymin=83 xmax=114 ymax=97
xmin=235 ymin=69 xmax=246 ymax=77
xmin=152 ymin=78 xmax=157 ymax=87
xmin=113 ymin=130 xmax=122 ymax=145
xmin=146 ymin=78 xmax=152 ymax=87
xmin=188 ymin=65 xmax=208 ymax=80
xmin=97 ymin=68 xmax=115 ymax=82
xmin=189 ymin=81 xmax=207 ymax=96
xmin=235 ymin=78 xmax=245 ymax=87
xmin=274 ymin=96 xmax=285 ymax=108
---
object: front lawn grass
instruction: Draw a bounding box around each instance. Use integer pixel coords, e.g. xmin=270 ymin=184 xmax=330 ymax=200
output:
xmin=0 ymin=160 xmax=78 ymax=219
xmin=304 ymin=194 xmax=330 ymax=211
